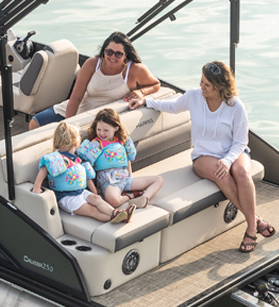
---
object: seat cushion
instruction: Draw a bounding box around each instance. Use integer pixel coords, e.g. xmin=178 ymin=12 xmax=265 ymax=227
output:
xmin=60 ymin=205 xmax=169 ymax=253
xmin=148 ymin=158 xmax=264 ymax=225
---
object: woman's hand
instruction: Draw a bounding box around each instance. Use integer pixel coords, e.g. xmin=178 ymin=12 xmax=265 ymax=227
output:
xmin=124 ymin=89 xmax=144 ymax=102
xmin=129 ymin=98 xmax=146 ymax=110
xmin=215 ymin=159 xmax=230 ymax=179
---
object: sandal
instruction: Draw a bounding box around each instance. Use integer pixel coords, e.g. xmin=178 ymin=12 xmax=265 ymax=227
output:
xmin=256 ymin=215 xmax=276 ymax=238
xmin=110 ymin=209 xmax=127 ymax=224
xmin=123 ymin=204 xmax=136 ymax=223
xmin=121 ymin=190 xmax=143 ymax=199
xmin=239 ymin=231 xmax=257 ymax=253
xmin=129 ymin=196 xmax=149 ymax=208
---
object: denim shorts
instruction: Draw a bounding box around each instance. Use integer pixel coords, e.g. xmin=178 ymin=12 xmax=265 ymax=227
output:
xmin=32 ymin=107 xmax=65 ymax=127
xmin=99 ymin=177 xmax=134 ymax=196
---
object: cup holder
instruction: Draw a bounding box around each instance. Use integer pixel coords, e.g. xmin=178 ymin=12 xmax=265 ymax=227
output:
xmin=76 ymin=245 xmax=92 ymax=252
xmin=61 ymin=239 xmax=77 ymax=246
xmin=31 ymin=187 xmax=46 ymax=193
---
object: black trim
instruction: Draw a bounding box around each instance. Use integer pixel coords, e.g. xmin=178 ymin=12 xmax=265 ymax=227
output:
xmin=249 ymin=129 xmax=279 ymax=186
xmin=0 ymin=266 xmax=104 ymax=307
xmin=44 ymin=44 xmax=54 ymax=53
xmin=115 ymin=215 xmax=169 ymax=252
xmin=0 ymin=195 xmax=91 ymax=304
xmin=20 ymin=51 xmax=44 ymax=95
xmin=173 ymin=191 xmax=226 ymax=224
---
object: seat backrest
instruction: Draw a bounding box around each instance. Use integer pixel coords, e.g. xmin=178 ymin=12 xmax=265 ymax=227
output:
xmin=18 ymin=39 xmax=79 ymax=115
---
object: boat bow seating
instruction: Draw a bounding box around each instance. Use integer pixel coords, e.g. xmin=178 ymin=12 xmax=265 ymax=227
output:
xmin=0 ymin=87 xmax=265 ymax=296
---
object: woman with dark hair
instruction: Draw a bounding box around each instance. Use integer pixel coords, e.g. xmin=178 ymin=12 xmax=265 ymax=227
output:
xmin=98 ymin=31 xmax=141 ymax=64
xmin=29 ymin=31 xmax=160 ymax=129
xmin=129 ymin=60 xmax=275 ymax=253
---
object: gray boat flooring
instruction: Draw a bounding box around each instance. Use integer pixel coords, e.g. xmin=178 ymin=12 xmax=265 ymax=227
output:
xmin=92 ymin=181 xmax=279 ymax=307
xmin=1 ymin=107 xmax=279 ymax=306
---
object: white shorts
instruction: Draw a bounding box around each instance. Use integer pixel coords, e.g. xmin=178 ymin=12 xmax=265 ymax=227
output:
xmin=58 ymin=190 xmax=92 ymax=215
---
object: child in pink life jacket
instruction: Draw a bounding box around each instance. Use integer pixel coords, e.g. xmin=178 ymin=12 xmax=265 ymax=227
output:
xmin=33 ymin=121 xmax=134 ymax=223
xmin=77 ymin=108 xmax=163 ymax=211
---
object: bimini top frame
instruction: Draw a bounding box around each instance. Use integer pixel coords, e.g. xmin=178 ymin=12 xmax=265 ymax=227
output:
xmin=0 ymin=0 xmax=49 ymax=201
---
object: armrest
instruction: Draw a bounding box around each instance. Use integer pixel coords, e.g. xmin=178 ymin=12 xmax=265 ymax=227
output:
xmin=15 ymin=182 xmax=64 ymax=239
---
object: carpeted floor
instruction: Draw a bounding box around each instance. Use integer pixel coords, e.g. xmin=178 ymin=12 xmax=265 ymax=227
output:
xmin=92 ymin=182 xmax=279 ymax=307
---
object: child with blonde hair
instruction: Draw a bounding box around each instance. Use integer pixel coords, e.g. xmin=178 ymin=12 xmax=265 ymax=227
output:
xmin=33 ymin=121 xmax=134 ymax=223
xmin=77 ymin=108 xmax=163 ymax=215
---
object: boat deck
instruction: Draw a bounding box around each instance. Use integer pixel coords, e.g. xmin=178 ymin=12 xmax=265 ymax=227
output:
xmin=0 ymin=107 xmax=29 ymax=140
xmin=1 ymin=108 xmax=279 ymax=307
xmin=92 ymin=181 xmax=279 ymax=307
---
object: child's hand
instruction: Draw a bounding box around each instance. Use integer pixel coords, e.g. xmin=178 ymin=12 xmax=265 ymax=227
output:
xmin=32 ymin=186 xmax=43 ymax=194
xmin=87 ymin=179 xmax=98 ymax=195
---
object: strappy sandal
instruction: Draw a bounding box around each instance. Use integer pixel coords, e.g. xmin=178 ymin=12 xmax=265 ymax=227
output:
xmin=123 ymin=204 xmax=136 ymax=223
xmin=239 ymin=231 xmax=257 ymax=253
xmin=256 ymin=215 xmax=276 ymax=237
xmin=121 ymin=190 xmax=143 ymax=199
xmin=129 ymin=196 xmax=149 ymax=208
xmin=110 ymin=209 xmax=127 ymax=224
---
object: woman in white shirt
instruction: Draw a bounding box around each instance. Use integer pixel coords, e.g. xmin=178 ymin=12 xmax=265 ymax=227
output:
xmin=129 ymin=60 xmax=275 ymax=253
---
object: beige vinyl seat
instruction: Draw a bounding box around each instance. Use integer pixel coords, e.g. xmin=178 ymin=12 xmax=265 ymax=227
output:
xmin=0 ymin=39 xmax=79 ymax=116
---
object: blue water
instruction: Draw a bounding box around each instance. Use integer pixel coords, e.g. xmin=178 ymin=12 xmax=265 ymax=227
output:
xmin=12 ymin=0 xmax=279 ymax=150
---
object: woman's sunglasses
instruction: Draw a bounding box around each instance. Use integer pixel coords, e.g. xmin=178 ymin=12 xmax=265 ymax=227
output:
xmin=104 ymin=48 xmax=124 ymax=59
xmin=205 ymin=63 xmax=221 ymax=75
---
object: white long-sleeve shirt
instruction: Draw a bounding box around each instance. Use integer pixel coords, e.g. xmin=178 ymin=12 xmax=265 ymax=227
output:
xmin=146 ymin=88 xmax=249 ymax=168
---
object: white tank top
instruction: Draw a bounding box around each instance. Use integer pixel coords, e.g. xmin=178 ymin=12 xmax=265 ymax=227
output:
xmin=53 ymin=58 xmax=132 ymax=116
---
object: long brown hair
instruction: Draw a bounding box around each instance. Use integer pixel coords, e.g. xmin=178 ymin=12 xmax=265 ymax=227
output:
xmin=202 ymin=61 xmax=238 ymax=106
xmin=87 ymin=108 xmax=128 ymax=144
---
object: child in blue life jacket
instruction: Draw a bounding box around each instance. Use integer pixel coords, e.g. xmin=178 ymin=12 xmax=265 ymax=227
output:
xmin=33 ymin=121 xmax=135 ymax=223
xmin=77 ymin=108 xmax=163 ymax=211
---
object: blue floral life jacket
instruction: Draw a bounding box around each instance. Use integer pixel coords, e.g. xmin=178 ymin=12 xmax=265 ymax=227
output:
xmin=39 ymin=152 xmax=95 ymax=192
xmin=77 ymin=137 xmax=136 ymax=171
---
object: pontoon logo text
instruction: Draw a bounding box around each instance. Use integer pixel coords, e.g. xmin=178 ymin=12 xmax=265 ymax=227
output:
xmin=136 ymin=118 xmax=153 ymax=128
xmin=23 ymin=255 xmax=53 ymax=272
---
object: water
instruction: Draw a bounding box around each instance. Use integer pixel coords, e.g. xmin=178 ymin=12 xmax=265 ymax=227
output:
xmin=11 ymin=0 xmax=279 ymax=150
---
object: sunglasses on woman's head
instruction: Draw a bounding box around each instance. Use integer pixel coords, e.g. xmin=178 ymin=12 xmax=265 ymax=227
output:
xmin=205 ymin=63 xmax=221 ymax=75
xmin=104 ymin=48 xmax=124 ymax=59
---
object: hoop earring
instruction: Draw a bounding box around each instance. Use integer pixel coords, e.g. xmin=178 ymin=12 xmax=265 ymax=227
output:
xmin=123 ymin=58 xmax=128 ymax=66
